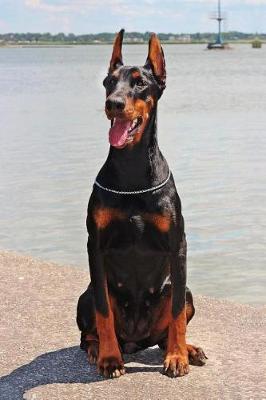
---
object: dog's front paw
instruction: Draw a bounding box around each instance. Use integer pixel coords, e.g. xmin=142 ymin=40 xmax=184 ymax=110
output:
xmin=163 ymin=353 xmax=189 ymax=378
xmin=97 ymin=356 xmax=125 ymax=379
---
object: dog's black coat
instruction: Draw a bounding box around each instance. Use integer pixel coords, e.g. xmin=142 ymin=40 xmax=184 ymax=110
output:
xmin=76 ymin=30 xmax=206 ymax=378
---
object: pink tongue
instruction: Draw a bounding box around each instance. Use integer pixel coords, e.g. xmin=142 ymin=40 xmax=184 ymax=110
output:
xmin=109 ymin=119 xmax=131 ymax=147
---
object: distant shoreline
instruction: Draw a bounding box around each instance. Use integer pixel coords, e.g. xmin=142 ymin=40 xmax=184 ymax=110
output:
xmin=1 ymin=30 xmax=265 ymax=48
xmin=1 ymin=40 xmax=265 ymax=48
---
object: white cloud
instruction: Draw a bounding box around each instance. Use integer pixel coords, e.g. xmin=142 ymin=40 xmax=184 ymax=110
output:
xmin=24 ymin=0 xmax=184 ymax=18
xmin=48 ymin=14 xmax=71 ymax=32
xmin=0 ymin=18 xmax=9 ymax=30
xmin=25 ymin=0 xmax=71 ymax=13
xmin=244 ymin=0 xmax=266 ymax=4
xmin=24 ymin=0 xmax=125 ymax=14
xmin=183 ymin=0 xmax=266 ymax=3
xmin=24 ymin=0 xmax=266 ymax=15
xmin=22 ymin=0 xmax=266 ymax=33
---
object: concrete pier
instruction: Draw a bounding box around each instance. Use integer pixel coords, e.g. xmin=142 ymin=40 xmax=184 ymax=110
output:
xmin=0 ymin=251 xmax=265 ymax=400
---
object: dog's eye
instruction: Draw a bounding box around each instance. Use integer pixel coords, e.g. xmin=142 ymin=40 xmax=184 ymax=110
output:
xmin=135 ymin=78 xmax=146 ymax=88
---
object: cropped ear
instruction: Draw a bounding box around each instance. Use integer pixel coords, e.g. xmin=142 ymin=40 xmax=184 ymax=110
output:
xmin=144 ymin=33 xmax=166 ymax=90
xmin=109 ymin=29 xmax=124 ymax=73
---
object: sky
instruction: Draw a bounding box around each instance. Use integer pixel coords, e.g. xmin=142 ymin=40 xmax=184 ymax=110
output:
xmin=0 ymin=0 xmax=266 ymax=34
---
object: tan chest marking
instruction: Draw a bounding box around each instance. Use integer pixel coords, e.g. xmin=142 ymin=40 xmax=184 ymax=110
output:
xmin=94 ymin=208 xmax=170 ymax=232
xmin=93 ymin=207 xmax=124 ymax=230
xmin=143 ymin=213 xmax=171 ymax=232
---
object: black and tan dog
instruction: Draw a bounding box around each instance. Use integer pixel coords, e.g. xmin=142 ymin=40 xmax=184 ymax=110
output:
xmin=77 ymin=29 xmax=207 ymax=379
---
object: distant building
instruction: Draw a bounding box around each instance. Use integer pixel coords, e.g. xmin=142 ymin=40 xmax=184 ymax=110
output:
xmin=124 ymin=37 xmax=144 ymax=43
xmin=179 ymin=35 xmax=191 ymax=43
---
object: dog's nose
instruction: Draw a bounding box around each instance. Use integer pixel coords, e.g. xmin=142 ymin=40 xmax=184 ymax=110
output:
xmin=105 ymin=97 xmax=125 ymax=112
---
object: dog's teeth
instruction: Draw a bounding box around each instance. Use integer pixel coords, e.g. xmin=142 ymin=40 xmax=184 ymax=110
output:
xmin=131 ymin=119 xmax=138 ymax=129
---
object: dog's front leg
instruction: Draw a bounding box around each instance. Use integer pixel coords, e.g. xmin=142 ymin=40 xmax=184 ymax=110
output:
xmin=87 ymin=238 xmax=125 ymax=378
xmin=164 ymin=237 xmax=189 ymax=378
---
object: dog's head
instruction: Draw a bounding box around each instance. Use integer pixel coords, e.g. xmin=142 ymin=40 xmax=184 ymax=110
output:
xmin=103 ymin=29 xmax=166 ymax=149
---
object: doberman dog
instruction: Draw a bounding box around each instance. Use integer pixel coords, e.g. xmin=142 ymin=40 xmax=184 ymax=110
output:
xmin=77 ymin=29 xmax=207 ymax=379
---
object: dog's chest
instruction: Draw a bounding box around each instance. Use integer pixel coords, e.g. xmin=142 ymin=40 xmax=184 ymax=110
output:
xmin=128 ymin=214 xmax=145 ymax=235
xmin=98 ymin=212 xmax=171 ymax=254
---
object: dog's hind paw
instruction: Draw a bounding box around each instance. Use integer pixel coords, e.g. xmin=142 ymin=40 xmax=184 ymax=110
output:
xmin=98 ymin=356 xmax=125 ymax=379
xmin=87 ymin=340 xmax=99 ymax=364
xmin=187 ymin=344 xmax=208 ymax=366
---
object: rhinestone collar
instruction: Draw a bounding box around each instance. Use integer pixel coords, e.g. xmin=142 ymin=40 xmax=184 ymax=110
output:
xmin=94 ymin=170 xmax=171 ymax=195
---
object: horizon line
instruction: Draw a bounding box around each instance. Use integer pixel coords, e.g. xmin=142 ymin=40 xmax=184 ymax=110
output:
xmin=1 ymin=30 xmax=266 ymax=35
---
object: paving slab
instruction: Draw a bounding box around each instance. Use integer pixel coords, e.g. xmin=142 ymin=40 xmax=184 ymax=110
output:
xmin=0 ymin=250 xmax=265 ymax=400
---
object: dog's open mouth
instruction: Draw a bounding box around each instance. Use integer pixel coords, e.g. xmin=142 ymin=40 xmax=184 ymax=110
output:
xmin=109 ymin=117 xmax=142 ymax=148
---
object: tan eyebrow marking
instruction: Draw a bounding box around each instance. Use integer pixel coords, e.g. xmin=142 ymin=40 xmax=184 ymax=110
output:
xmin=112 ymin=70 xmax=120 ymax=78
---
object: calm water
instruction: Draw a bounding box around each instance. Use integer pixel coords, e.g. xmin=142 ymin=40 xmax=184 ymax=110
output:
xmin=0 ymin=44 xmax=265 ymax=305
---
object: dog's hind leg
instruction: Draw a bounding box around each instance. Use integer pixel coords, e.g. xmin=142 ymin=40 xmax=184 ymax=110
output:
xmin=77 ymin=283 xmax=99 ymax=364
xmin=185 ymin=287 xmax=208 ymax=366
xmin=185 ymin=287 xmax=195 ymax=324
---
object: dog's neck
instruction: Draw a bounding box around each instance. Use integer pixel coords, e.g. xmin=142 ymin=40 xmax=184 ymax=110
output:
xmin=97 ymin=105 xmax=169 ymax=191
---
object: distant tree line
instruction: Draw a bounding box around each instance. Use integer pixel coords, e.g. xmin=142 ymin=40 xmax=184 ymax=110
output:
xmin=0 ymin=31 xmax=265 ymax=44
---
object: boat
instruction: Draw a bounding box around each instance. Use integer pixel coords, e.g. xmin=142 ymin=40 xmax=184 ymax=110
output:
xmin=207 ymin=0 xmax=230 ymax=49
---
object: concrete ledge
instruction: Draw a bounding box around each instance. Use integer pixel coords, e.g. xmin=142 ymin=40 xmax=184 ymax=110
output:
xmin=0 ymin=250 xmax=265 ymax=400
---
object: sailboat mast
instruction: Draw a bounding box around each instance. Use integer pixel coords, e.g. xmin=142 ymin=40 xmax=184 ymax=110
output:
xmin=207 ymin=0 xmax=228 ymax=49
xmin=217 ymin=0 xmax=222 ymax=44
xmin=218 ymin=0 xmax=222 ymax=38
